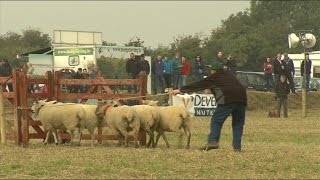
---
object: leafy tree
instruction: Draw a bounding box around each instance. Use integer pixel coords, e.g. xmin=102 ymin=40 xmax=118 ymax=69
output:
xmin=0 ymin=28 xmax=51 ymax=67
xmin=203 ymin=0 xmax=320 ymax=71
xmin=102 ymin=41 xmax=117 ymax=46
xmin=125 ymin=37 xmax=144 ymax=47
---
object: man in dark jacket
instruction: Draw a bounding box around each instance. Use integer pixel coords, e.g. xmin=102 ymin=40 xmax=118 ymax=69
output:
xmin=152 ymin=55 xmax=166 ymax=94
xmin=126 ymin=53 xmax=139 ymax=93
xmin=138 ymin=54 xmax=150 ymax=75
xmin=283 ymin=53 xmax=296 ymax=93
xmin=73 ymin=68 xmax=84 ymax=93
xmin=273 ymin=53 xmax=286 ymax=87
xmin=301 ymin=53 xmax=312 ymax=90
xmin=275 ymin=75 xmax=290 ymax=118
xmin=172 ymin=63 xmax=247 ymax=152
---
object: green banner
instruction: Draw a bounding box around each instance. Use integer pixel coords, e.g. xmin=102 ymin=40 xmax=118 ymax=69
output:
xmin=54 ymin=48 xmax=94 ymax=56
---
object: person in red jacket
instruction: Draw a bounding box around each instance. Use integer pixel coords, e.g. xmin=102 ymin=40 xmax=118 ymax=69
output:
xmin=180 ymin=56 xmax=190 ymax=87
xmin=263 ymin=57 xmax=275 ymax=89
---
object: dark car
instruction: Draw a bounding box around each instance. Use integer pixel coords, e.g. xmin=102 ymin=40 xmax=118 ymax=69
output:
xmin=293 ymin=77 xmax=320 ymax=92
xmin=236 ymin=71 xmax=272 ymax=92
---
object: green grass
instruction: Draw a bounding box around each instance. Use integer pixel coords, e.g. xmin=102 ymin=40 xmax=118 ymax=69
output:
xmin=1 ymin=110 xmax=320 ymax=179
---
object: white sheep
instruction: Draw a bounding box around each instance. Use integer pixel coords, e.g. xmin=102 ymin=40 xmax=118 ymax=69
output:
xmin=80 ymin=104 xmax=103 ymax=146
xmin=141 ymin=100 xmax=192 ymax=149
xmin=130 ymin=105 xmax=160 ymax=148
xmin=95 ymin=102 xmax=141 ymax=148
xmin=31 ymin=100 xmax=85 ymax=145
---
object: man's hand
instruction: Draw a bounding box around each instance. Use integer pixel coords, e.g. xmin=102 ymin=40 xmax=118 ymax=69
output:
xmin=171 ymin=89 xmax=181 ymax=95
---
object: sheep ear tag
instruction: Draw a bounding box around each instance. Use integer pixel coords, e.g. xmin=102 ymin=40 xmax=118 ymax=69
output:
xmin=104 ymin=105 xmax=112 ymax=113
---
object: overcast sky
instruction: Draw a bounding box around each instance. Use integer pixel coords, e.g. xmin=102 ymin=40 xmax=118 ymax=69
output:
xmin=0 ymin=1 xmax=250 ymax=48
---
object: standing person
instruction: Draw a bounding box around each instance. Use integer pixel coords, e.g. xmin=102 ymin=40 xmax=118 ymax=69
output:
xmin=89 ymin=65 xmax=101 ymax=93
xmin=283 ymin=53 xmax=296 ymax=93
xmin=82 ymin=68 xmax=90 ymax=92
xmin=73 ymin=68 xmax=84 ymax=93
xmin=225 ymin=54 xmax=237 ymax=76
xmin=89 ymin=65 xmax=101 ymax=79
xmin=275 ymin=75 xmax=290 ymax=118
xmin=0 ymin=59 xmax=13 ymax=92
xmin=273 ymin=53 xmax=285 ymax=87
xmin=27 ymin=62 xmax=35 ymax=93
xmin=172 ymin=63 xmax=247 ymax=152
xmin=152 ymin=55 xmax=166 ymax=94
xmin=138 ymin=54 xmax=150 ymax=94
xmin=172 ymin=52 xmax=182 ymax=89
xmin=82 ymin=68 xmax=90 ymax=79
xmin=126 ymin=53 xmax=139 ymax=93
xmin=193 ymin=55 xmax=205 ymax=81
xmin=263 ymin=57 xmax=275 ymax=89
xmin=138 ymin=54 xmax=150 ymax=76
xmin=300 ymin=53 xmax=312 ymax=90
xmin=216 ymin=51 xmax=224 ymax=66
xmin=162 ymin=56 xmax=173 ymax=90
xmin=180 ymin=56 xmax=190 ymax=87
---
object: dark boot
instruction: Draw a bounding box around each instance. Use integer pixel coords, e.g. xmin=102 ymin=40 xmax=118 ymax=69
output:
xmin=200 ymin=141 xmax=219 ymax=151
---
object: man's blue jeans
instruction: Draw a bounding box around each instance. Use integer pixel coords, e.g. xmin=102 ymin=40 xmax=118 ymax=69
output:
xmin=208 ymin=102 xmax=246 ymax=150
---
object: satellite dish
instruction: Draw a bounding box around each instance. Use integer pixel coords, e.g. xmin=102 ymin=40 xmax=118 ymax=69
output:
xmin=288 ymin=33 xmax=300 ymax=48
xmin=301 ymin=33 xmax=317 ymax=48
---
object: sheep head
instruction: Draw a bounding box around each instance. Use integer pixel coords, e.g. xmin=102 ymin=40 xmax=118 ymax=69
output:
xmin=31 ymin=99 xmax=58 ymax=114
xmin=141 ymin=100 xmax=159 ymax=106
xmin=95 ymin=100 xmax=120 ymax=120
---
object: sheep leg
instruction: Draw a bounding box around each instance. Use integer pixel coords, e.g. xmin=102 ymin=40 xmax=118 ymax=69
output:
xmin=117 ymin=133 xmax=124 ymax=147
xmin=75 ymin=129 xmax=82 ymax=146
xmin=183 ymin=127 xmax=191 ymax=149
xmin=70 ymin=130 xmax=75 ymax=145
xmin=155 ymin=130 xmax=170 ymax=148
xmin=69 ymin=128 xmax=81 ymax=146
xmin=123 ymin=133 xmax=129 ymax=148
xmin=90 ymin=133 xmax=95 ymax=147
xmin=133 ymin=131 xmax=139 ymax=148
xmin=43 ymin=131 xmax=51 ymax=145
xmin=52 ymin=130 xmax=59 ymax=145
xmin=145 ymin=130 xmax=154 ymax=148
xmin=155 ymin=132 xmax=161 ymax=148
xmin=177 ymin=131 xmax=184 ymax=148
xmin=161 ymin=132 xmax=170 ymax=148
xmin=118 ymin=127 xmax=129 ymax=147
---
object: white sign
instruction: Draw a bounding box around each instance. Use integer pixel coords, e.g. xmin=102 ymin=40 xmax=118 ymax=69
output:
xmin=96 ymin=46 xmax=144 ymax=59
xmin=172 ymin=93 xmax=217 ymax=117
xmin=29 ymin=54 xmax=53 ymax=76
xmin=53 ymin=46 xmax=96 ymax=71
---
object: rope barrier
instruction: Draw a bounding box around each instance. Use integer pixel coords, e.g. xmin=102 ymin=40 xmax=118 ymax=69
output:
xmin=112 ymin=92 xmax=170 ymax=101
xmin=16 ymin=92 xmax=171 ymax=110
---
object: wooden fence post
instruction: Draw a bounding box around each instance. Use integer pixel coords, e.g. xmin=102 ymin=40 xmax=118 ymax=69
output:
xmin=13 ymin=69 xmax=21 ymax=145
xmin=139 ymin=72 xmax=148 ymax=98
xmin=46 ymin=71 xmax=53 ymax=101
xmin=0 ymin=86 xmax=6 ymax=144
xmin=19 ymin=71 xmax=29 ymax=146
xmin=54 ymin=71 xmax=61 ymax=101
xmin=138 ymin=73 xmax=148 ymax=146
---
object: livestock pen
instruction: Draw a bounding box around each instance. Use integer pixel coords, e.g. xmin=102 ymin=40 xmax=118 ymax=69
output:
xmin=0 ymin=69 xmax=148 ymax=147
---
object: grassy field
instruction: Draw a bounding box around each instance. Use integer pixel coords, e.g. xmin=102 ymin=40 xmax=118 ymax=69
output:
xmin=1 ymin=110 xmax=320 ymax=179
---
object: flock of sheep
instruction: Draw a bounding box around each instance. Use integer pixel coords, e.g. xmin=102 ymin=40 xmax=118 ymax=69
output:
xmin=31 ymin=99 xmax=191 ymax=148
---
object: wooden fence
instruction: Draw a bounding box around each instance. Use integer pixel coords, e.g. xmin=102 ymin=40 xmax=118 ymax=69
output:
xmin=0 ymin=69 xmax=148 ymax=147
